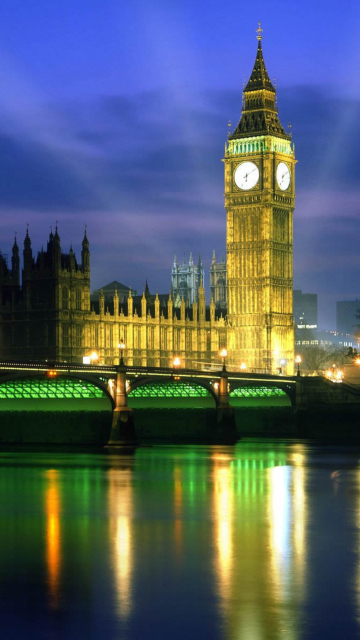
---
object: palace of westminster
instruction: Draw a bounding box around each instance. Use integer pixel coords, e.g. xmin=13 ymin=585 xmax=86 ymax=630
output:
xmin=0 ymin=29 xmax=295 ymax=374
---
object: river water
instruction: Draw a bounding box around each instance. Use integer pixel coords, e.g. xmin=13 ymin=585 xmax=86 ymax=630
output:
xmin=0 ymin=441 xmax=359 ymax=639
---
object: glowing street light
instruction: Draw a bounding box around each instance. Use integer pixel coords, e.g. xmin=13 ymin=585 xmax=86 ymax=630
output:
xmin=240 ymin=362 xmax=247 ymax=371
xmin=219 ymin=348 xmax=227 ymax=371
xmin=118 ymin=339 xmax=125 ymax=366
xmin=90 ymin=351 xmax=99 ymax=363
xmin=173 ymin=356 xmax=181 ymax=369
xmin=295 ymin=354 xmax=302 ymax=376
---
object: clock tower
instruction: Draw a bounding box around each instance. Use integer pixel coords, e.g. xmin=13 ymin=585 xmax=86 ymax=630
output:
xmin=224 ymin=25 xmax=295 ymax=374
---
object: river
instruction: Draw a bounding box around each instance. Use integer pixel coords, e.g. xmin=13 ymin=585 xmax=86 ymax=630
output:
xmin=0 ymin=440 xmax=359 ymax=639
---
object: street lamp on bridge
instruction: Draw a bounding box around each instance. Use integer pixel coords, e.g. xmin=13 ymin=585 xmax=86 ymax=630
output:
xmin=295 ymin=354 xmax=302 ymax=377
xmin=219 ymin=348 xmax=227 ymax=372
xmin=118 ymin=339 xmax=125 ymax=366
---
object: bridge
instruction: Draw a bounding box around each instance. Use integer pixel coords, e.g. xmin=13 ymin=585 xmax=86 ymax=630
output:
xmin=0 ymin=360 xmax=359 ymax=445
xmin=0 ymin=359 xmax=298 ymax=445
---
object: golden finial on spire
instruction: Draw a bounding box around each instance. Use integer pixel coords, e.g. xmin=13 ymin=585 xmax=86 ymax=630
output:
xmin=256 ymin=21 xmax=263 ymax=41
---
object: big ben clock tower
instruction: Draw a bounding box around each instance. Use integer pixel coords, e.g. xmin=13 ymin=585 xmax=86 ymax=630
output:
xmin=224 ymin=24 xmax=295 ymax=374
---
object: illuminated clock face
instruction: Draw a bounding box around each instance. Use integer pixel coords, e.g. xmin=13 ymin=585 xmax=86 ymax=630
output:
xmin=276 ymin=162 xmax=291 ymax=190
xmin=234 ymin=161 xmax=259 ymax=190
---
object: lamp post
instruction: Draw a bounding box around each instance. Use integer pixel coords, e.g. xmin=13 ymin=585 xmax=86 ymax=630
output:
xmin=295 ymin=354 xmax=302 ymax=377
xmin=90 ymin=351 xmax=99 ymax=364
xmin=118 ymin=339 xmax=125 ymax=366
xmin=220 ymin=348 xmax=227 ymax=372
xmin=172 ymin=356 xmax=181 ymax=380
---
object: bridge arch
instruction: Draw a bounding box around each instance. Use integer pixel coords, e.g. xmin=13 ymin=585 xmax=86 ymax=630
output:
xmin=0 ymin=372 xmax=115 ymax=411
xmin=127 ymin=376 xmax=218 ymax=408
xmin=229 ymin=382 xmax=295 ymax=407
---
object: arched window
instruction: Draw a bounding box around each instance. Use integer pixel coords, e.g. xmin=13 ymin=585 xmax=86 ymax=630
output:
xmin=62 ymin=324 xmax=69 ymax=347
xmin=62 ymin=287 xmax=69 ymax=310
xmin=75 ymin=325 xmax=82 ymax=347
xmin=76 ymin=289 xmax=81 ymax=310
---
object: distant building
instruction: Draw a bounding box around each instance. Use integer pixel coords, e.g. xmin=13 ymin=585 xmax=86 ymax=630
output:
xmin=295 ymin=328 xmax=360 ymax=350
xmin=293 ymin=289 xmax=318 ymax=329
xmin=91 ymin=281 xmax=137 ymax=306
xmin=336 ymin=300 xmax=360 ymax=336
xmin=210 ymin=251 xmax=226 ymax=310
xmin=171 ymin=254 xmax=204 ymax=308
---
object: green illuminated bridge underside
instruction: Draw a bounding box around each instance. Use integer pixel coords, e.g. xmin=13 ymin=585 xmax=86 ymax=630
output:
xmin=0 ymin=377 xmax=291 ymax=411
xmin=0 ymin=379 xmax=287 ymax=400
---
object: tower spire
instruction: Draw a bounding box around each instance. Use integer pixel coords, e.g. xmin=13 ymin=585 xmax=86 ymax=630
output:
xmin=256 ymin=21 xmax=263 ymax=41
xmin=229 ymin=24 xmax=289 ymax=140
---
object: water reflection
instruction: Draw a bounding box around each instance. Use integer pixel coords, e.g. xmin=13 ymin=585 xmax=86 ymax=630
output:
xmin=108 ymin=467 xmax=133 ymax=621
xmin=45 ymin=469 xmax=61 ymax=609
xmin=209 ymin=446 xmax=309 ymax=639
xmin=212 ymin=454 xmax=233 ymax=615
xmin=2 ymin=445 xmax=360 ymax=639
xmin=174 ymin=467 xmax=183 ymax=557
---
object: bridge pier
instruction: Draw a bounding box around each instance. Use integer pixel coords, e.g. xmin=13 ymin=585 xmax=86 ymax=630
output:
xmin=294 ymin=375 xmax=309 ymax=438
xmin=214 ymin=367 xmax=238 ymax=444
xmin=107 ymin=364 xmax=138 ymax=447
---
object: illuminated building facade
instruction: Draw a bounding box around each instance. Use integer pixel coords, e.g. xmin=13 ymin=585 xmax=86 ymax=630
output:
xmin=224 ymin=26 xmax=295 ymax=373
xmin=0 ymin=27 xmax=294 ymax=371
xmin=0 ymin=228 xmax=227 ymax=367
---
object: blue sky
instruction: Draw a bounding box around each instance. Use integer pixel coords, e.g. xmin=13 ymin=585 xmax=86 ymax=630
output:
xmin=0 ymin=0 xmax=359 ymax=327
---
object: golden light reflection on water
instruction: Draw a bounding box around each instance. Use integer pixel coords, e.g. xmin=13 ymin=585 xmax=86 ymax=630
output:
xmin=108 ymin=468 xmax=133 ymax=621
xmin=210 ymin=447 xmax=308 ymax=639
xmin=45 ymin=469 xmax=61 ymax=610
xmin=267 ymin=448 xmax=307 ymax=638
xmin=174 ymin=467 xmax=183 ymax=557
xmin=212 ymin=453 xmax=233 ymax=615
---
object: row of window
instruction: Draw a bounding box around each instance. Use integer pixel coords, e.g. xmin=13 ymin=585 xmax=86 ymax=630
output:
xmin=62 ymin=288 xmax=82 ymax=310
xmin=61 ymin=324 xmax=225 ymax=351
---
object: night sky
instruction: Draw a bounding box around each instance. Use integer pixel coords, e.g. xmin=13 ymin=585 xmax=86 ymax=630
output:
xmin=0 ymin=0 xmax=359 ymax=328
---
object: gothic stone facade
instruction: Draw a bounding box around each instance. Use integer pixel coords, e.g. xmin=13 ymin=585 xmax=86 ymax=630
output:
xmin=0 ymin=229 xmax=227 ymax=368
xmin=0 ymin=30 xmax=294 ymax=373
xmin=224 ymin=31 xmax=295 ymax=374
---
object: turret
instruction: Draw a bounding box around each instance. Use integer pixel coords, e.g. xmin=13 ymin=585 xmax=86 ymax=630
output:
xmin=210 ymin=297 xmax=215 ymax=323
xmin=141 ymin=291 xmax=147 ymax=317
xmin=99 ymin=289 xmax=105 ymax=316
xmin=167 ymin=293 xmax=173 ymax=320
xmin=11 ymin=235 xmax=20 ymax=285
xmin=23 ymin=227 xmax=33 ymax=271
xmin=53 ymin=225 xmax=61 ymax=269
xmin=198 ymin=278 xmax=205 ymax=321
xmin=127 ymin=289 xmax=133 ymax=317
xmin=113 ymin=288 xmax=119 ymax=317
xmin=192 ymin=298 xmax=198 ymax=322
xmin=155 ymin=291 xmax=160 ymax=319
xmin=81 ymin=228 xmax=90 ymax=272
xmin=180 ymin=297 xmax=185 ymax=321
